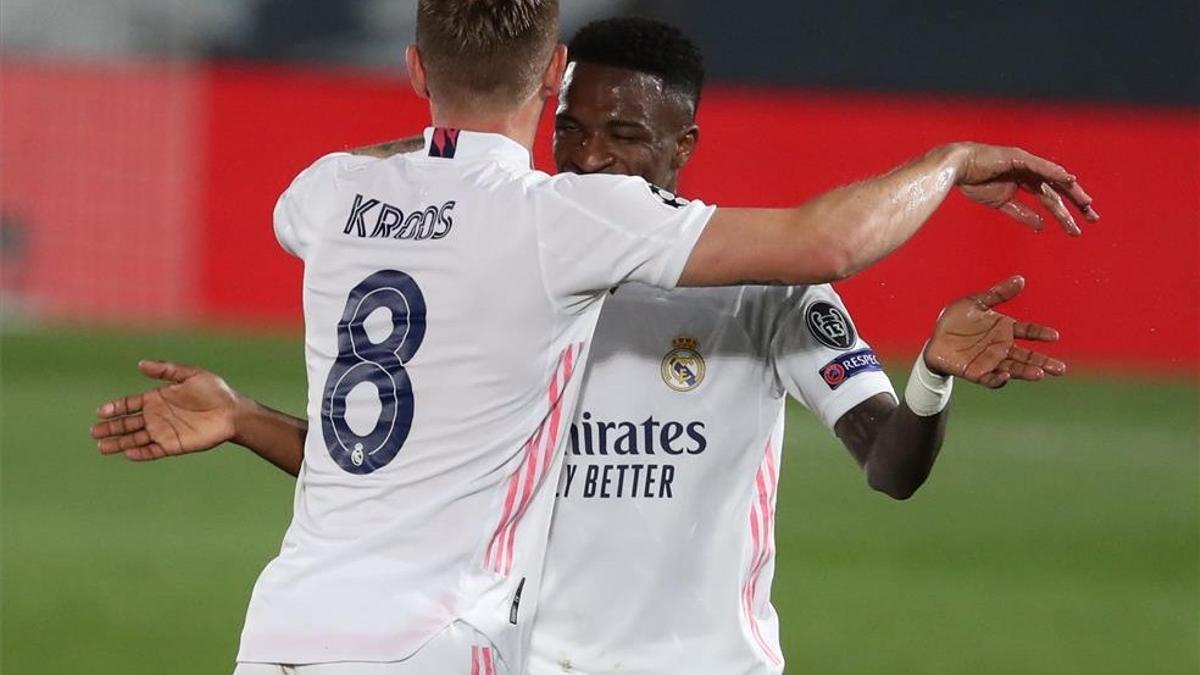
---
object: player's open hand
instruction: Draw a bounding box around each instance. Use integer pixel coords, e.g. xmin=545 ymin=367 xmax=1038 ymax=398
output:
xmin=90 ymin=361 xmax=239 ymax=461
xmin=953 ymin=143 xmax=1099 ymax=236
xmin=924 ymin=275 xmax=1065 ymax=389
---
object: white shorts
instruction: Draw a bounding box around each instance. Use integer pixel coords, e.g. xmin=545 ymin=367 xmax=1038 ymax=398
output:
xmin=233 ymin=621 xmax=505 ymax=675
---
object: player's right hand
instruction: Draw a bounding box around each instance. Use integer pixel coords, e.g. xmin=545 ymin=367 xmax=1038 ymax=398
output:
xmin=90 ymin=361 xmax=239 ymax=462
xmin=951 ymin=142 xmax=1100 ymax=236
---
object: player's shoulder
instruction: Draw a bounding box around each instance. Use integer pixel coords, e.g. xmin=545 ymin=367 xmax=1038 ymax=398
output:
xmin=763 ymin=283 xmax=869 ymax=354
xmin=543 ymin=171 xmax=645 ymax=187
xmin=533 ymin=173 xmax=707 ymax=223
xmin=306 ymin=151 xmax=383 ymax=176
xmin=738 ymin=283 xmax=809 ymax=309
xmin=753 ymin=282 xmax=842 ymax=310
xmin=534 ymin=171 xmax=647 ymax=199
xmin=537 ymin=172 xmax=684 ymax=203
xmin=285 ymin=151 xmax=379 ymax=193
xmin=733 ymin=283 xmax=853 ymax=341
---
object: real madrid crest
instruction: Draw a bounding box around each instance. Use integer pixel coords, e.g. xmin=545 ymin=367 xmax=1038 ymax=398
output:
xmin=661 ymin=336 xmax=706 ymax=392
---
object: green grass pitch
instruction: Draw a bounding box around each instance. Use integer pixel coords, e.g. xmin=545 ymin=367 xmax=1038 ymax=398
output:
xmin=2 ymin=327 xmax=1197 ymax=674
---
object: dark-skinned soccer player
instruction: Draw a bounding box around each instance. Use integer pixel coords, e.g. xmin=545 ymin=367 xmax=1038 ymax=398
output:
xmin=92 ymin=12 xmax=1092 ymax=675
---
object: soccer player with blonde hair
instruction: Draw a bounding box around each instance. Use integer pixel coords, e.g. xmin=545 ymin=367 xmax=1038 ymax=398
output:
xmin=92 ymin=2 xmax=1096 ymax=674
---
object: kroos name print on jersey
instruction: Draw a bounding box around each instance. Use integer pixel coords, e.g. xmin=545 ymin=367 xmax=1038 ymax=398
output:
xmin=343 ymin=193 xmax=456 ymax=241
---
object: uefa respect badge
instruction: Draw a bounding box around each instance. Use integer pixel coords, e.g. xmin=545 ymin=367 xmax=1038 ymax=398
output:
xmin=819 ymin=349 xmax=883 ymax=390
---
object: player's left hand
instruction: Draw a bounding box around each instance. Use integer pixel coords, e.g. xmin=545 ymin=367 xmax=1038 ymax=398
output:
xmin=952 ymin=143 xmax=1100 ymax=236
xmin=924 ymin=275 xmax=1065 ymax=389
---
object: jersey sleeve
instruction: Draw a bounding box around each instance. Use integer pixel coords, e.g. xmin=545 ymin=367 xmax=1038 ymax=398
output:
xmin=766 ymin=284 xmax=897 ymax=431
xmin=273 ymin=152 xmax=363 ymax=258
xmin=535 ymin=173 xmax=715 ymax=309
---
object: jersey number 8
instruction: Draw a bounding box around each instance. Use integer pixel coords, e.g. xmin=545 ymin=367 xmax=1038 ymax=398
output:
xmin=321 ymin=270 xmax=426 ymax=474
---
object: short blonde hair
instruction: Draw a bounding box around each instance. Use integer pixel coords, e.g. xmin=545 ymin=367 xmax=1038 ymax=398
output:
xmin=416 ymin=0 xmax=560 ymax=110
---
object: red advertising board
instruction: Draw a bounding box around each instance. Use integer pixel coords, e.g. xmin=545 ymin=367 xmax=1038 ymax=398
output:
xmin=198 ymin=66 xmax=1200 ymax=371
xmin=3 ymin=60 xmax=1196 ymax=371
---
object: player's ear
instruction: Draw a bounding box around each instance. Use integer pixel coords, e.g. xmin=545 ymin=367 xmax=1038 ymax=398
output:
xmin=538 ymin=44 xmax=569 ymax=100
xmin=407 ymin=45 xmax=431 ymax=100
xmin=672 ymin=124 xmax=700 ymax=170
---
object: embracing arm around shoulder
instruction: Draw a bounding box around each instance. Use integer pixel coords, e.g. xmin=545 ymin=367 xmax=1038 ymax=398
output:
xmin=679 ymin=142 xmax=1098 ymax=287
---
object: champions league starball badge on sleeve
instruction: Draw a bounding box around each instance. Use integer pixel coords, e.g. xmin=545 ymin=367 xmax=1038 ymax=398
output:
xmin=805 ymin=301 xmax=856 ymax=351
xmin=649 ymin=184 xmax=689 ymax=209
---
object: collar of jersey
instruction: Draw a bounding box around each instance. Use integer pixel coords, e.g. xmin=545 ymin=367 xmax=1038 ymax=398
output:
xmin=421 ymin=127 xmax=532 ymax=168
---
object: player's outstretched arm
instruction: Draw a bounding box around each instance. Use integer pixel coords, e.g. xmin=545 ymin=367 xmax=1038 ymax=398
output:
xmin=835 ymin=275 xmax=1065 ymax=499
xmin=680 ymin=143 xmax=1098 ymax=287
xmin=90 ymin=361 xmax=307 ymax=477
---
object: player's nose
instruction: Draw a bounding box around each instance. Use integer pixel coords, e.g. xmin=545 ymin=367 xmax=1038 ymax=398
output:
xmin=573 ymin=135 xmax=615 ymax=173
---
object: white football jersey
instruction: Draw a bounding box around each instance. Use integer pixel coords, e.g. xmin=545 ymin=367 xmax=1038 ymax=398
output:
xmin=528 ymin=283 xmax=895 ymax=675
xmin=236 ymin=129 xmax=715 ymax=669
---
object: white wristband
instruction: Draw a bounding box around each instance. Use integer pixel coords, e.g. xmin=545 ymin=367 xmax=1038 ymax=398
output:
xmin=905 ymin=347 xmax=953 ymax=416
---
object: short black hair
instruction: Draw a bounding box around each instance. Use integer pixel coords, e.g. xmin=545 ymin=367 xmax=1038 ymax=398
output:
xmin=568 ymin=17 xmax=705 ymax=116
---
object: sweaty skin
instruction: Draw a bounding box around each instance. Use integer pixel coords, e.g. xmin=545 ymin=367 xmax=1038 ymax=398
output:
xmin=554 ymin=62 xmax=697 ymax=190
xmin=92 ymin=61 xmax=1068 ymax=499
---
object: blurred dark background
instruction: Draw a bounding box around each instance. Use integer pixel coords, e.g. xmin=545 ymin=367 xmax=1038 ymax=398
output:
xmin=5 ymin=0 xmax=1198 ymax=104
xmin=643 ymin=0 xmax=1200 ymax=104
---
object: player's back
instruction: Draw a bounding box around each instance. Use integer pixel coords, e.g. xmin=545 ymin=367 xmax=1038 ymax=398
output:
xmin=236 ymin=128 xmax=715 ymax=669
